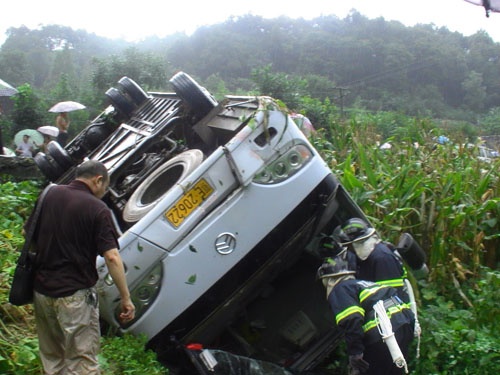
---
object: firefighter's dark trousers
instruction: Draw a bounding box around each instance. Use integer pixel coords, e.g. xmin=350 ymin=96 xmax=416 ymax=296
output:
xmin=362 ymin=322 xmax=414 ymax=375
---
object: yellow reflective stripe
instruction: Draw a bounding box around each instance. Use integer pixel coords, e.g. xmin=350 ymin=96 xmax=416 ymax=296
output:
xmin=377 ymin=278 xmax=405 ymax=288
xmin=362 ymin=303 xmax=411 ymax=332
xmin=363 ymin=319 xmax=379 ymax=332
xmin=336 ymin=306 xmax=365 ymax=325
xmin=359 ymin=284 xmax=388 ymax=303
xmin=403 ymin=267 xmax=408 ymax=279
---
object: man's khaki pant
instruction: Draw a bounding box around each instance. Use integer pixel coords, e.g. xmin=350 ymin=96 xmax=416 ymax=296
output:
xmin=34 ymin=288 xmax=100 ymax=375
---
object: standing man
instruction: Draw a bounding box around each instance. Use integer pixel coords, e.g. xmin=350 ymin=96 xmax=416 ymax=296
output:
xmin=55 ymin=112 xmax=70 ymax=146
xmin=317 ymin=253 xmax=414 ymax=374
xmin=16 ymin=134 xmax=34 ymax=157
xmin=28 ymin=160 xmax=135 ymax=374
xmin=337 ymin=218 xmax=409 ymax=303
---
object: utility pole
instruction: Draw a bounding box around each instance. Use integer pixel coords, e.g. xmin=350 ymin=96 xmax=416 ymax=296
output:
xmin=335 ymin=87 xmax=349 ymax=118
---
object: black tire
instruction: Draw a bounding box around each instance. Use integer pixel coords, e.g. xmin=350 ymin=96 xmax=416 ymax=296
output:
xmin=123 ymin=149 xmax=204 ymax=223
xmin=169 ymin=72 xmax=218 ymax=119
xmin=118 ymin=76 xmax=149 ymax=107
xmin=105 ymin=87 xmax=135 ymax=118
xmin=33 ymin=152 xmax=65 ymax=182
xmin=81 ymin=123 xmax=115 ymax=151
xmin=46 ymin=141 xmax=74 ymax=171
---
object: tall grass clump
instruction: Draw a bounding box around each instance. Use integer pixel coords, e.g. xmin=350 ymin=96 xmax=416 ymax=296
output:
xmin=0 ymin=180 xmax=42 ymax=374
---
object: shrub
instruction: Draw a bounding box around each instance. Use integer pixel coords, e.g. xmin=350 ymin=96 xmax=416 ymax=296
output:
xmin=410 ymin=270 xmax=500 ymax=374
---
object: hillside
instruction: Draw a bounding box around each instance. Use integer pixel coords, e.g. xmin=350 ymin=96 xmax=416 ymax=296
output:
xmin=1 ymin=12 xmax=499 ymax=125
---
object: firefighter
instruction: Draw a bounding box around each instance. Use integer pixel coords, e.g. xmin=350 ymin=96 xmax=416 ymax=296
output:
xmin=337 ymin=218 xmax=409 ymax=303
xmin=317 ymin=252 xmax=415 ymax=375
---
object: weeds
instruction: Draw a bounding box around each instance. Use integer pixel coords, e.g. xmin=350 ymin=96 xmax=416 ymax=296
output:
xmin=410 ymin=269 xmax=500 ymax=374
xmin=100 ymin=334 xmax=167 ymax=374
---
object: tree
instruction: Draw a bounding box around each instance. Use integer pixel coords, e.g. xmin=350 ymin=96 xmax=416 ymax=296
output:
xmin=462 ymin=71 xmax=487 ymax=112
xmin=0 ymin=50 xmax=33 ymax=86
xmin=251 ymin=65 xmax=306 ymax=109
xmin=1 ymin=26 xmax=53 ymax=87
xmin=11 ymin=84 xmax=45 ymax=135
xmin=49 ymin=46 xmax=77 ymax=90
xmin=50 ymin=73 xmax=75 ymax=103
xmin=481 ymin=107 xmax=500 ymax=135
xmin=91 ymin=47 xmax=169 ymax=93
xmin=204 ymin=74 xmax=228 ymax=100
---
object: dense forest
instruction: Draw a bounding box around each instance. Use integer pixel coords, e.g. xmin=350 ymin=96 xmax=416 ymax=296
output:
xmin=1 ymin=11 xmax=500 ymax=141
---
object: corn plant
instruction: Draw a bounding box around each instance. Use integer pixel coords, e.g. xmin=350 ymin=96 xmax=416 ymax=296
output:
xmin=318 ymin=115 xmax=500 ymax=292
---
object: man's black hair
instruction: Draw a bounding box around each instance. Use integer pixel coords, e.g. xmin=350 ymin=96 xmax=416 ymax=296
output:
xmin=75 ymin=160 xmax=109 ymax=180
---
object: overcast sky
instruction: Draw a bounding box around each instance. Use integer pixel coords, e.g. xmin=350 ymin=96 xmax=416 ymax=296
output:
xmin=1 ymin=0 xmax=499 ymax=44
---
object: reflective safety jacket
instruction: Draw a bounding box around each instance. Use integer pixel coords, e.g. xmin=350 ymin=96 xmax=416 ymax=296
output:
xmin=356 ymin=242 xmax=409 ymax=303
xmin=327 ymin=278 xmax=414 ymax=356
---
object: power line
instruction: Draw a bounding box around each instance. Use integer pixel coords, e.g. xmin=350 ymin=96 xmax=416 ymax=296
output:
xmin=341 ymin=56 xmax=439 ymax=88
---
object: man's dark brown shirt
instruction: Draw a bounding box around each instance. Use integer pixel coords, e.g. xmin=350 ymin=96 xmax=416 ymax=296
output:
xmin=30 ymin=180 xmax=118 ymax=297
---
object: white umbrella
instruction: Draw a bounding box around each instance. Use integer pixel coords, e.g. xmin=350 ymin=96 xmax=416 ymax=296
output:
xmin=0 ymin=78 xmax=18 ymax=97
xmin=37 ymin=125 xmax=59 ymax=137
xmin=48 ymin=101 xmax=86 ymax=113
xmin=2 ymin=147 xmax=15 ymax=156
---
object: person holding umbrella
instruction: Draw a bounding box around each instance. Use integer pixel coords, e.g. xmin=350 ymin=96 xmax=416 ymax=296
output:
xmin=49 ymin=101 xmax=86 ymax=147
xmin=37 ymin=126 xmax=60 ymax=153
xmin=16 ymin=134 xmax=35 ymax=157
xmin=55 ymin=112 xmax=70 ymax=146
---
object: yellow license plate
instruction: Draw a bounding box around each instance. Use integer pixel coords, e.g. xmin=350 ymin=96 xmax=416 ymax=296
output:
xmin=165 ymin=178 xmax=214 ymax=228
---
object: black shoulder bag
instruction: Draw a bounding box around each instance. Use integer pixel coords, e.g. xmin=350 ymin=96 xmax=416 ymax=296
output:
xmin=9 ymin=184 xmax=53 ymax=306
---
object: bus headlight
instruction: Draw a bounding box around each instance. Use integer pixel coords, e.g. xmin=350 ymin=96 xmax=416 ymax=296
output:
xmin=254 ymin=144 xmax=313 ymax=184
xmin=115 ymin=262 xmax=163 ymax=328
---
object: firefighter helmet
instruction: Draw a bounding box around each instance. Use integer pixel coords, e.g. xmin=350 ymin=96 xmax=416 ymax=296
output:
xmin=340 ymin=218 xmax=376 ymax=244
xmin=318 ymin=234 xmax=344 ymax=257
xmin=333 ymin=225 xmax=351 ymax=245
xmin=316 ymin=253 xmax=355 ymax=280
